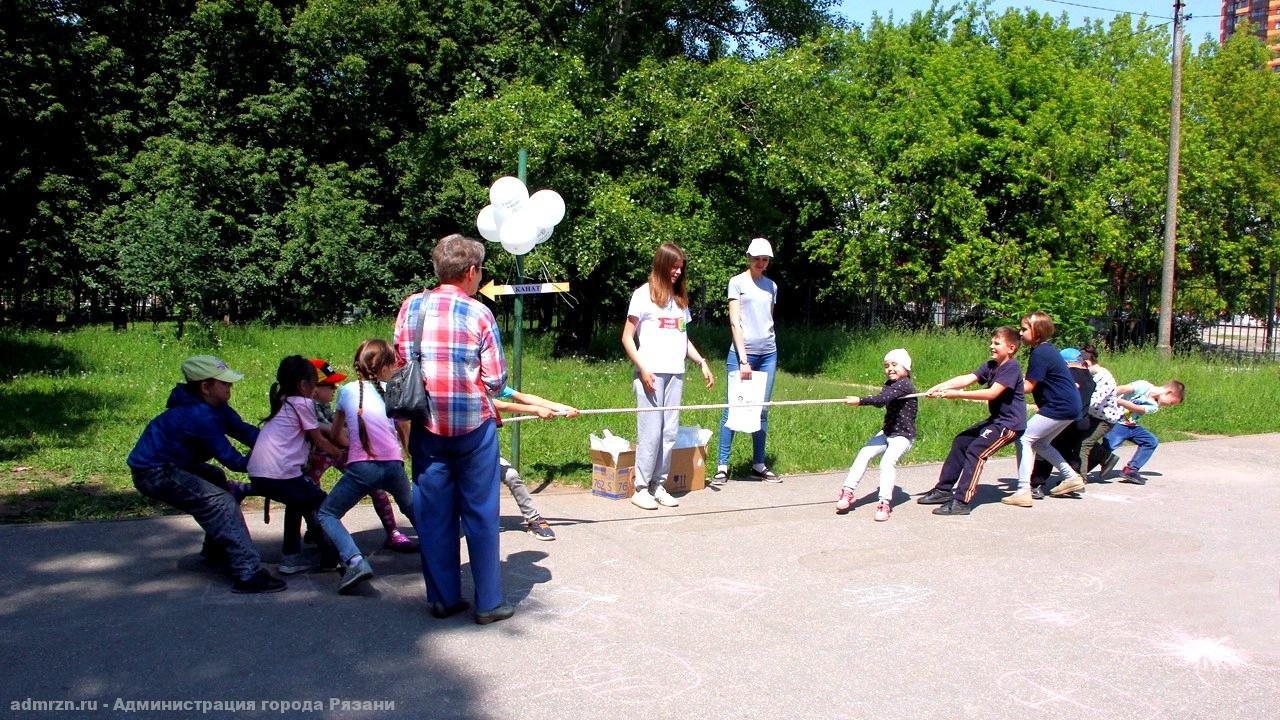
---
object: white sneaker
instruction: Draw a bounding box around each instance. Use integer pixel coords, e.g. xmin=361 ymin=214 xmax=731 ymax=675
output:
xmin=653 ymin=486 xmax=680 ymax=507
xmin=631 ymin=488 xmax=659 ymax=510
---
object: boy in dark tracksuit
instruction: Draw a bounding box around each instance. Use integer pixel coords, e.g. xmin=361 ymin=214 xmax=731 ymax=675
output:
xmin=917 ymin=327 xmax=1026 ymax=516
xmin=126 ymin=355 xmax=285 ymax=593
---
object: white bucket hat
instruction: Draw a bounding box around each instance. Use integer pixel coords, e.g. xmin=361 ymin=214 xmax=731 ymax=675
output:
xmin=746 ymin=237 xmax=773 ymax=258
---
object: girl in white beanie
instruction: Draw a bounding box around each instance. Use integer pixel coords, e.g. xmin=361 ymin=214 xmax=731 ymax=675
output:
xmin=836 ymin=349 xmax=918 ymax=521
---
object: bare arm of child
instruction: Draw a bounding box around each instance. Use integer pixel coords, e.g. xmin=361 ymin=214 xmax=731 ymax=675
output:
xmin=1117 ymin=398 xmax=1147 ymax=415
xmin=306 ymin=427 xmax=341 ymax=459
xmin=943 ymin=380 xmax=1010 ymax=402
xmin=927 ymin=373 xmax=979 ymax=397
xmin=329 ymin=409 xmax=349 ymax=448
xmin=395 ymin=419 xmax=409 ymax=457
xmin=509 ymin=389 xmax=580 ymax=418
xmin=494 ymin=398 xmax=556 ymax=419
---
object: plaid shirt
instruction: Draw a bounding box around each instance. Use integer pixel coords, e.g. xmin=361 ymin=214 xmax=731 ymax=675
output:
xmin=393 ymin=285 xmax=507 ymax=437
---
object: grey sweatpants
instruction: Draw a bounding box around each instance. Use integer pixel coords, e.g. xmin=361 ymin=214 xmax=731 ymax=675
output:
xmin=499 ymin=457 xmax=540 ymax=521
xmin=633 ymin=372 xmax=683 ymax=492
xmin=1015 ymin=414 xmax=1076 ymax=492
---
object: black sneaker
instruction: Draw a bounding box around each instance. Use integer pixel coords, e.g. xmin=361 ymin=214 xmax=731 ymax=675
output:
xmin=1099 ymin=453 xmax=1121 ymax=478
xmin=475 ymin=603 xmax=515 ymax=625
xmin=231 ymin=569 xmax=286 ymax=594
xmin=916 ymin=488 xmax=953 ymax=505
xmin=1031 ymin=486 xmax=1047 ymax=500
xmin=932 ymin=499 xmax=972 ymax=516
xmin=429 ymin=600 xmax=471 ymax=619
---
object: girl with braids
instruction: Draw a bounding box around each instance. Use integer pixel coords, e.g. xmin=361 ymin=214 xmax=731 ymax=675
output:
xmin=306 ymin=358 xmax=417 ymax=552
xmin=247 ymin=355 xmax=342 ymax=574
xmin=317 ymin=339 xmax=417 ymax=594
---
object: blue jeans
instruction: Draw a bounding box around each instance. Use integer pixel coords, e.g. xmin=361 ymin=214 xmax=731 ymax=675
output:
xmin=718 ymin=349 xmax=778 ymax=466
xmin=317 ymin=461 xmax=415 ymax=564
xmin=130 ymin=463 xmax=260 ymax=581
xmin=1104 ymin=423 xmax=1158 ymax=470
xmin=409 ymin=419 xmax=503 ymax=613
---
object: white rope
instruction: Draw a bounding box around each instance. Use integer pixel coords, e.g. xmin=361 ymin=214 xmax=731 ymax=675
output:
xmin=500 ymin=393 xmax=929 ymax=423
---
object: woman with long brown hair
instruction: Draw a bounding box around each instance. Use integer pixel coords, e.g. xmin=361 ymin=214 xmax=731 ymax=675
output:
xmin=621 ymin=243 xmax=715 ymax=510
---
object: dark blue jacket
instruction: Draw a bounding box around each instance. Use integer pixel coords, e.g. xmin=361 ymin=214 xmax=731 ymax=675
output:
xmin=126 ymin=384 xmax=259 ymax=472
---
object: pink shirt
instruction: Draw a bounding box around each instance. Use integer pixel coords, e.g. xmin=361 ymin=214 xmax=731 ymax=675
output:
xmin=246 ymin=396 xmax=318 ymax=479
xmin=336 ymin=381 xmax=402 ymax=463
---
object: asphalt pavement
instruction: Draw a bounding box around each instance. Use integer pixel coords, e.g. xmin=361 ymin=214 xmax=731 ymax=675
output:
xmin=1 ymin=434 xmax=1278 ymax=719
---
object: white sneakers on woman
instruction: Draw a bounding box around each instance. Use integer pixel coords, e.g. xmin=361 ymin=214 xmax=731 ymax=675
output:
xmin=631 ymin=486 xmax=680 ymax=509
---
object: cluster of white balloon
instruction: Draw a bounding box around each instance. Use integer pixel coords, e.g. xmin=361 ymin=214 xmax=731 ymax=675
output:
xmin=475 ymin=176 xmax=565 ymax=256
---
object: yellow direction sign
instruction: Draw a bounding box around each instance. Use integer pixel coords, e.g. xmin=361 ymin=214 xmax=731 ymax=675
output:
xmin=479 ymin=280 xmax=570 ymax=301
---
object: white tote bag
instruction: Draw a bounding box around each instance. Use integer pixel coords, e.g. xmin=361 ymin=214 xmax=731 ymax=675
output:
xmin=724 ymin=370 xmax=768 ymax=433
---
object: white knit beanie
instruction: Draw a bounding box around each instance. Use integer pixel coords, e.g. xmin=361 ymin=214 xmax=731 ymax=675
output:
xmin=884 ymin=348 xmax=912 ymax=373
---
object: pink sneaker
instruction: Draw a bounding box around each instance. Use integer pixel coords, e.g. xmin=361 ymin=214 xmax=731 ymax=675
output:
xmin=874 ymin=500 xmax=891 ymax=522
xmin=835 ymin=487 xmax=855 ymax=514
xmin=383 ymin=531 xmax=419 ymax=552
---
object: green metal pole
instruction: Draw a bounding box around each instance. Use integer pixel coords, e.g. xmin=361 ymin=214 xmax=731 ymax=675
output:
xmin=511 ymin=149 xmax=528 ymax=469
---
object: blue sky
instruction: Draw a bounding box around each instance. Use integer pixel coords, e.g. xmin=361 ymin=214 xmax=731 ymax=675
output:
xmin=835 ymin=1 xmax=1224 ymax=45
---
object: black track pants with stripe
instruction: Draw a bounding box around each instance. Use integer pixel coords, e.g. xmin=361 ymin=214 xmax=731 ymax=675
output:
xmin=935 ymin=421 xmax=1019 ymax=504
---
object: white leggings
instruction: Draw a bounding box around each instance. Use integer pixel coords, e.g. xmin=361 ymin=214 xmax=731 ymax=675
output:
xmin=1015 ymin=414 xmax=1075 ymax=492
xmin=843 ymin=432 xmax=913 ymax=502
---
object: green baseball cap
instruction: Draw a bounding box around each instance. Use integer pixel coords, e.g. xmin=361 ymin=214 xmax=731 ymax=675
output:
xmin=181 ymin=355 xmax=244 ymax=383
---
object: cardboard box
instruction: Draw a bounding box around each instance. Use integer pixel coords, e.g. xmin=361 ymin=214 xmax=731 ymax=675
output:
xmin=666 ymin=445 xmax=706 ymax=494
xmin=590 ymin=446 xmax=637 ymax=499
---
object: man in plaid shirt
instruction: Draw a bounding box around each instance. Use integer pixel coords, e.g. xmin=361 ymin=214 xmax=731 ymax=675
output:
xmin=394 ymin=233 xmax=512 ymax=625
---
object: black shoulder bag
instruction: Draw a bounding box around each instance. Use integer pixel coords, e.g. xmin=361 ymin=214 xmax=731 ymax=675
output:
xmin=384 ymin=293 xmax=431 ymax=421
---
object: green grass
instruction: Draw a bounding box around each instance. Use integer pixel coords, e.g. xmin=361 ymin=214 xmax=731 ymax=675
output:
xmin=2 ymin=321 xmax=1277 ymax=522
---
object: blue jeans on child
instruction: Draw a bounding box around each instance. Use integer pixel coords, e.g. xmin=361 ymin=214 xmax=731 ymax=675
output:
xmin=1104 ymin=423 xmax=1158 ymax=470
xmin=717 ymin=349 xmax=778 ymax=467
xmin=130 ymin=463 xmax=260 ymax=581
xmin=317 ymin=460 xmax=415 ymax=564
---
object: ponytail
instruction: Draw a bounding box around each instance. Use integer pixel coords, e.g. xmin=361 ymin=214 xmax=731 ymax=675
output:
xmin=262 ymin=355 xmax=314 ymax=423
xmin=351 ymin=339 xmax=397 ymax=458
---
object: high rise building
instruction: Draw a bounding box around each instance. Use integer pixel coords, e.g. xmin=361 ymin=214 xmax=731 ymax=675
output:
xmin=1220 ymin=1 xmax=1280 ymax=70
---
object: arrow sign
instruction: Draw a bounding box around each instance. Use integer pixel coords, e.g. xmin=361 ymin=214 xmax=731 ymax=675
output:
xmin=479 ymin=280 xmax=570 ymax=301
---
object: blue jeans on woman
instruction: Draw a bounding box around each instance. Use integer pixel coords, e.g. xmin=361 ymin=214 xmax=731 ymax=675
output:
xmin=717 ymin=349 xmax=778 ymax=467
xmin=317 ymin=460 xmax=415 ymax=564
xmin=409 ymin=419 xmax=503 ymax=614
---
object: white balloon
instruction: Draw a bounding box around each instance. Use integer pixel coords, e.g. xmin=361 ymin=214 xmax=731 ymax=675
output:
xmin=533 ymin=224 xmax=554 ymax=244
xmin=489 ymin=176 xmax=528 ymax=212
xmin=502 ymin=236 xmax=536 ymax=256
xmin=476 ymin=205 xmax=501 ymax=242
xmin=499 ymin=213 xmax=537 ymax=248
xmin=528 ymin=189 xmax=566 ymax=227
xmin=492 ymin=199 xmax=523 ymax=228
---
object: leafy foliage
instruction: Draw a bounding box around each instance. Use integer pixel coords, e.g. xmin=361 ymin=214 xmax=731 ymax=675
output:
xmin=2 ymin=1 xmax=1278 ymax=348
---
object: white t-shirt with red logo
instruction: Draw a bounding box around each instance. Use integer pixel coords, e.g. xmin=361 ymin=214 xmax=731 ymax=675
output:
xmin=627 ymin=284 xmax=692 ymax=375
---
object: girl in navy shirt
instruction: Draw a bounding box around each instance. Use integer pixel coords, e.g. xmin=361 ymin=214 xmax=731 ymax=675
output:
xmin=1008 ymin=311 xmax=1085 ymax=507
